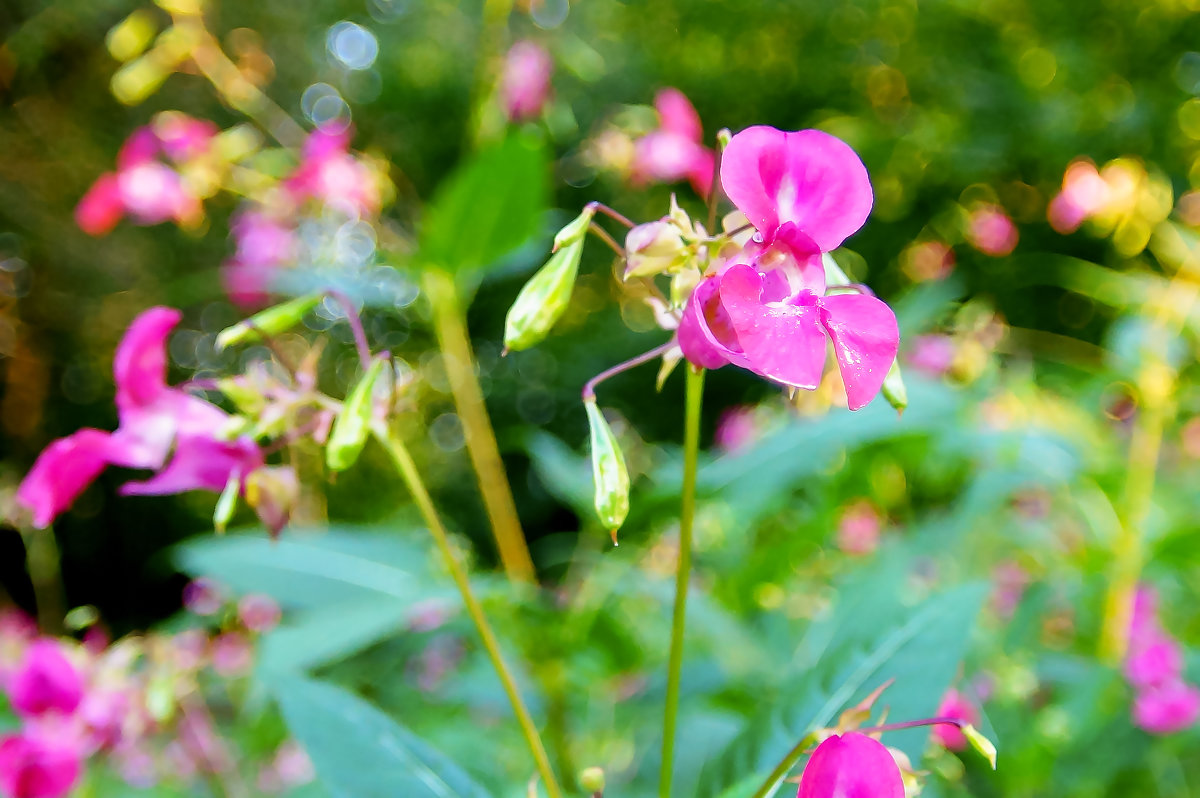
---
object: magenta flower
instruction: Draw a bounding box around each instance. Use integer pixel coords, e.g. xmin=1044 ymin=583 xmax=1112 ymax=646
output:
xmin=501 ymin=41 xmax=553 ymax=122
xmin=6 ymin=641 xmax=83 ymax=719
xmin=221 ymin=209 xmax=297 ymax=309
xmin=285 ymin=127 xmax=380 ymax=216
xmin=16 ymin=308 xmax=263 ymax=528
xmin=237 ymin=594 xmax=282 ymax=633
xmin=1125 ymin=632 xmax=1184 ymax=690
xmin=0 ymin=733 xmax=81 ymax=798
xmin=931 ymin=689 xmax=981 ymax=751
xmin=1133 ymin=680 xmax=1200 ymax=735
xmin=631 ymin=88 xmax=715 ymax=197
xmin=796 ymin=732 xmax=903 ymax=798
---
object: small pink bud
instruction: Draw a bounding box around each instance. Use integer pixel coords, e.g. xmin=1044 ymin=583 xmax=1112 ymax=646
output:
xmin=237 ymin=594 xmax=282 ymax=634
xmin=501 ymin=41 xmax=553 ymax=122
xmin=931 ymin=689 xmax=981 ymax=751
xmin=7 ymin=640 xmax=83 ymax=719
xmin=0 ymin=733 xmax=82 ymax=798
xmin=796 ymin=732 xmax=904 ymax=798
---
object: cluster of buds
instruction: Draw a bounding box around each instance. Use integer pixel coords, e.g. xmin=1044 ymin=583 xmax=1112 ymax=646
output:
xmin=505 ymin=121 xmax=906 ymax=539
xmin=1124 ymin=585 xmax=1200 ymax=735
xmin=13 ymin=292 xmax=407 ymax=537
xmin=0 ymin=593 xmax=308 ymax=798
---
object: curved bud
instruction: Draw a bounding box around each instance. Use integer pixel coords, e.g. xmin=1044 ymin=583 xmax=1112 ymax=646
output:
xmin=584 ymin=400 xmax=630 ymax=541
xmin=504 ymin=239 xmax=583 ymax=353
xmin=216 ymin=294 xmax=322 ymax=350
xmin=553 ymin=205 xmax=597 ymax=252
xmin=624 ymin=220 xmax=687 ymax=279
xmin=326 ymin=358 xmax=386 ymax=472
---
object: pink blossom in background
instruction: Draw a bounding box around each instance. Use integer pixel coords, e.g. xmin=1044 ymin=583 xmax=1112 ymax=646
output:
xmin=220 ymin=207 xmax=298 ymax=308
xmin=631 ymin=88 xmax=715 ymax=197
xmin=713 ymin=406 xmax=759 ymax=453
xmin=285 ymin=126 xmax=380 ymax=216
xmin=1133 ymin=680 xmax=1200 ymax=735
xmin=931 ymin=689 xmax=981 ymax=751
xmin=990 ymin=559 xmax=1030 ymax=618
xmin=1181 ymin=417 xmax=1200 ymax=459
xmin=182 ymin=579 xmax=224 ymax=617
xmin=1125 ymin=633 xmax=1184 ymax=690
xmin=501 ymin=41 xmax=552 ymax=122
xmin=901 ymin=240 xmax=955 ymax=282
xmin=835 ymin=499 xmax=882 ymax=556
xmin=966 ymin=205 xmax=1018 ymax=257
xmin=237 ymin=595 xmax=282 ymax=633
xmin=906 ymin=334 xmax=957 ymax=378
xmin=6 ymin=641 xmax=83 ymax=719
xmin=210 ymin=632 xmax=254 ymax=678
xmin=795 ymin=732 xmax=904 ymax=798
xmin=0 ymin=733 xmax=81 ymax=798
xmin=1048 ymin=159 xmax=1110 ymax=233
xmin=73 ymin=174 xmax=125 ymax=236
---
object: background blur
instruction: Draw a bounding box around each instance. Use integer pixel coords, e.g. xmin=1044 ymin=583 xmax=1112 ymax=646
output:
xmin=3 ymin=0 xmax=1200 ymax=795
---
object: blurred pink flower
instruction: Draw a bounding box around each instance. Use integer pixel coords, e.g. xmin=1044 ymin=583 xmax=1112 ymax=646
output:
xmin=0 ymin=733 xmax=81 ymax=798
xmin=210 ymin=632 xmax=254 ymax=678
xmin=906 ymin=334 xmax=957 ymax=378
xmin=1125 ymin=632 xmax=1184 ymax=691
xmin=966 ymin=205 xmax=1018 ymax=257
xmin=990 ymin=560 xmax=1030 ymax=618
xmin=221 ymin=209 xmax=298 ymax=309
xmin=272 ymin=741 xmax=315 ymax=788
xmin=835 ymin=499 xmax=882 ymax=556
xmin=631 ymin=88 xmax=715 ymax=197
xmin=7 ymin=641 xmax=83 ymax=720
xmin=1133 ymin=680 xmax=1200 ymax=735
xmin=1048 ymin=159 xmax=1110 ymax=233
xmin=931 ymin=689 xmax=980 ymax=751
xmin=285 ymin=126 xmax=379 ymax=216
xmin=237 ymin=595 xmax=282 ymax=634
xmin=713 ymin=406 xmax=759 ymax=453
xmin=901 ymin=240 xmax=955 ymax=282
xmin=796 ymin=732 xmax=903 ymax=798
xmin=74 ymin=174 xmax=125 ymax=236
xmin=182 ymin=579 xmax=224 ymax=617
xmin=501 ymin=41 xmax=552 ymax=122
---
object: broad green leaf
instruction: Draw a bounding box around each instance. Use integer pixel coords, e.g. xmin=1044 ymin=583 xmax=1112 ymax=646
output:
xmin=420 ymin=133 xmax=548 ymax=277
xmin=274 ymin=675 xmax=494 ymax=798
xmin=258 ymin=599 xmax=429 ymax=675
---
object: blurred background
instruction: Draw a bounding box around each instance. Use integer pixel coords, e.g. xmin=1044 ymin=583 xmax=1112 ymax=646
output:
xmin=3 ymin=0 xmax=1200 ymax=795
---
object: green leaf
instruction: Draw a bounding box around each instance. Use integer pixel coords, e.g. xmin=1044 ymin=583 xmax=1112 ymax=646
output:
xmin=420 ymin=133 xmax=548 ymax=276
xmin=697 ymin=582 xmax=986 ymax=798
xmin=274 ymin=675 xmax=494 ymax=798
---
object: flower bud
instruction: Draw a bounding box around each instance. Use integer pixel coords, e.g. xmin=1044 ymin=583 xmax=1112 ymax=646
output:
xmin=216 ymin=294 xmax=322 ymax=350
xmin=503 ymin=239 xmax=583 ymax=353
xmin=881 ymin=359 xmax=907 ymax=415
xmin=212 ymin=469 xmax=241 ymax=534
xmin=578 ymin=766 xmax=606 ymax=794
xmin=326 ymin=358 xmax=386 ymax=472
xmin=553 ymin=205 xmax=596 ymax=252
xmin=961 ymin=724 xmax=998 ymax=769
xmin=624 ymin=220 xmax=687 ymax=279
xmin=584 ymin=401 xmax=630 ymax=541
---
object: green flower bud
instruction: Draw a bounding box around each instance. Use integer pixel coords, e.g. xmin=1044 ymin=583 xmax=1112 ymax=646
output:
xmin=585 ymin=400 xmax=630 ymax=542
xmin=216 ymin=294 xmax=323 ymax=350
xmin=326 ymin=358 xmax=386 ymax=472
xmin=553 ymin=205 xmax=597 ymax=252
xmin=881 ymin=359 xmax=907 ymax=415
xmin=578 ymin=766 xmax=606 ymax=794
xmin=504 ymin=238 xmax=584 ymax=353
xmin=961 ymin=724 xmax=998 ymax=769
xmin=213 ymin=469 xmax=241 ymax=534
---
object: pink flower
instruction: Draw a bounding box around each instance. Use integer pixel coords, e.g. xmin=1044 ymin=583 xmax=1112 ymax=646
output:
xmin=116 ymin=162 xmax=199 ymax=227
xmin=1125 ymin=632 xmax=1185 ymax=690
xmin=237 ymin=595 xmax=282 ymax=633
xmin=796 ymin=732 xmax=903 ymax=798
xmin=210 ymin=632 xmax=253 ymax=678
xmin=631 ymin=88 xmax=715 ymax=197
xmin=931 ymin=689 xmax=980 ymax=751
xmin=16 ymin=308 xmax=263 ymax=528
xmin=1133 ymin=680 xmax=1200 ymax=735
xmin=990 ymin=560 xmax=1030 ymax=618
xmin=285 ymin=127 xmax=379 ymax=216
xmin=835 ymin=500 xmax=882 ymax=556
xmin=501 ymin=41 xmax=552 ymax=122
xmin=221 ymin=209 xmax=297 ymax=309
xmin=713 ymin=406 xmax=759 ymax=453
xmin=906 ymin=334 xmax=957 ymax=378
xmin=6 ymin=641 xmax=83 ymax=719
xmin=0 ymin=733 xmax=81 ymax=798
xmin=966 ymin=205 xmax=1018 ymax=257
xmin=678 ymin=227 xmax=899 ymax=409
xmin=1048 ymin=159 xmax=1110 ymax=234
xmin=182 ymin=579 xmax=224 ymax=617
xmin=74 ymin=174 xmax=124 ymax=236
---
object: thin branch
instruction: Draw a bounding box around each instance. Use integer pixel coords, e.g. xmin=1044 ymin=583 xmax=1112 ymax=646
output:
xmin=326 ymin=289 xmax=373 ymax=370
xmin=581 ymin=341 xmax=675 ymax=402
xmin=587 ymin=202 xmax=635 ymax=229
xmin=588 ymin=222 xmax=626 ymax=260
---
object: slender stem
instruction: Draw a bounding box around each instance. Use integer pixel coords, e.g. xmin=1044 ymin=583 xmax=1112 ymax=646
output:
xmin=582 ymin=342 xmax=674 ymax=401
xmin=858 ymin=716 xmax=965 ymax=735
xmin=326 ymin=290 xmax=373 ymax=370
xmin=20 ymin=527 xmax=65 ymax=634
xmin=372 ymin=425 xmax=563 ymax=798
xmin=706 ymin=142 xmax=723 ymax=234
xmin=421 ymin=269 xmax=537 ymax=583
xmin=588 ymin=222 xmax=625 ymax=260
xmin=588 ymin=202 xmax=635 ymax=229
xmin=658 ymin=366 xmax=705 ymax=798
xmin=747 ymin=732 xmax=820 ymax=798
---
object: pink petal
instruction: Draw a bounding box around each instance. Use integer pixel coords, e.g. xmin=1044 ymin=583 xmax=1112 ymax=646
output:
xmin=677 ymin=275 xmax=744 ymax=370
xmin=931 ymin=689 xmax=980 ymax=751
xmin=501 ymin=41 xmax=553 ymax=122
xmin=0 ymin=732 xmax=82 ymax=798
xmin=818 ymin=293 xmax=899 ymax=411
xmin=655 ymin=88 xmax=703 ymax=143
xmin=113 ymin=307 xmax=180 ymax=414
xmin=720 ymin=126 xmax=873 ymax=249
xmin=753 ymin=223 xmax=826 ymax=298
xmin=719 ymin=264 xmax=826 ymax=390
xmin=155 ymin=114 xmax=218 ymax=162
xmin=8 ymin=640 xmax=83 ymax=718
xmin=687 ymin=148 xmax=716 ymax=198
xmin=222 ymin=260 xmax=277 ymax=310
xmin=116 ymin=126 xmax=161 ymax=170
xmin=1133 ymin=680 xmax=1200 ymax=735
xmin=117 ymin=162 xmax=192 ymax=226
xmin=120 ymin=434 xmax=262 ymax=496
xmin=15 ymin=430 xmax=114 ymax=529
xmin=633 ymin=131 xmax=710 ymax=185
xmin=796 ymin=732 xmax=904 ymax=798
xmin=1125 ymin=633 xmax=1185 ymax=690
xmin=74 ymin=174 xmax=125 ymax=236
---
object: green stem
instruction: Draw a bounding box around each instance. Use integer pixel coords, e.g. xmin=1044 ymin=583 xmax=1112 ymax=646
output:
xmin=747 ymin=733 xmax=820 ymax=798
xmin=372 ymin=425 xmax=563 ymax=798
xmin=422 ymin=269 xmax=537 ymax=584
xmin=659 ymin=366 xmax=705 ymax=798
xmin=21 ymin=527 xmax=65 ymax=634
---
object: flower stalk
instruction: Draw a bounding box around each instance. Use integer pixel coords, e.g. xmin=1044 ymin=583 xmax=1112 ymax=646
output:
xmin=658 ymin=365 xmax=705 ymax=798
xmin=371 ymin=423 xmax=563 ymax=798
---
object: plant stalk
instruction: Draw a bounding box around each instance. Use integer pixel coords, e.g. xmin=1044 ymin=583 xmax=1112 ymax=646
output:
xmin=20 ymin=527 xmax=65 ymax=634
xmin=372 ymin=425 xmax=563 ymax=798
xmin=747 ymin=732 xmax=820 ymax=798
xmin=422 ymin=269 xmax=537 ymax=584
xmin=658 ymin=365 xmax=705 ymax=798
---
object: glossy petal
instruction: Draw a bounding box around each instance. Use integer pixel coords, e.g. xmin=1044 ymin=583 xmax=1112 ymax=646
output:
xmin=113 ymin=307 xmax=179 ymax=414
xmin=7 ymin=640 xmax=83 ymax=718
xmin=15 ymin=430 xmax=114 ymax=529
xmin=655 ymin=88 xmax=703 ymax=143
xmin=74 ymin=174 xmax=124 ymax=236
xmin=0 ymin=733 xmax=82 ymax=798
xmin=819 ymin=293 xmax=900 ymax=411
xmin=120 ymin=434 xmax=263 ymax=497
xmin=720 ymin=126 xmax=872 ymax=249
xmin=677 ymin=275 xmax=742 ymax=370
xmin=796 ymin=732 xmax=904 ymax=798
xmin=719 ymin=264 xmax=826 ymax=390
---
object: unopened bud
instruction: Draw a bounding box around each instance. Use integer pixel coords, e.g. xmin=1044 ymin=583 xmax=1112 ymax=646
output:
xmin=111 ymin=54 xmax=170 ymax=106
xmin=216 ymin=294 xmax=322 ymax=350
xmin=553 ymin=205 xmax=597 ymax=252
xmin=578 ymin=766 xmax=605 ymax=794
xmin=326 ymin=358 xmax=386 ymax=472
xmin=504 ymin=239 xmax=583 ymax=352
xmin=961 ymin=724 xmax=998 ymax=769
xmin=668 ymin=194 xmax=693 ymax=232
xmin=584 ymin=401 xmax=630 ymax=539
xmin=881 ymin=359 xmax=907 ymax=416
xmin=106 ymin=10 xmax=158 ymax=62
xmin=624 ymin=220 xmax=687 ymax=279
xmin=213 ymin=469 xmax=241 ymax=534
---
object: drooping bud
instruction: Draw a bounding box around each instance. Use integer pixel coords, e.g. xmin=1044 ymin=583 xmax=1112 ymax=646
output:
xmin=553 ymin=205 xmax=597 ymax=252
xmin=624 ymin=220 xmax=687 ymax=279
xmin=881 ymin=359 xmax=907 ymax=415
xmin=503 ymin=238 xmax=584 ymax=353
xmin=584 ymin=400 xmax=630 ymax=542
xmin=326 ymin=358 xmax=386 ymax=472
xmin=216 ymin=294 xmax=323 ymax=350
xmin=961 ymin=724 xmax=998 ymax=769
xmin=212 ymin=470 xmax=241 ymax=534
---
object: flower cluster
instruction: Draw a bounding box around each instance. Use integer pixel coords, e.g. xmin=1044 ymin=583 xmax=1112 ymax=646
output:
xmin=1124 ymin=586 xmax=1200 ymax=735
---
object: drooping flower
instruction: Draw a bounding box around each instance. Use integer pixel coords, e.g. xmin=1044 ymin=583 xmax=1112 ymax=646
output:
xmin=0 ymin=733 xmax=82 ymax=798
xmin=931 ymin=690 xmax=981 ymax=751
xmin=631 ymin=88 xmax=715 ymax=197
xmin=795 ymin=732 xmax=904 ymax=798
xmin=500 ymin=41 xmax=553 ymax=122
xmin=15 ymin=308 xmax=263 ymax=529
xmin=6 ymin=641 xmax=83 ymax=719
